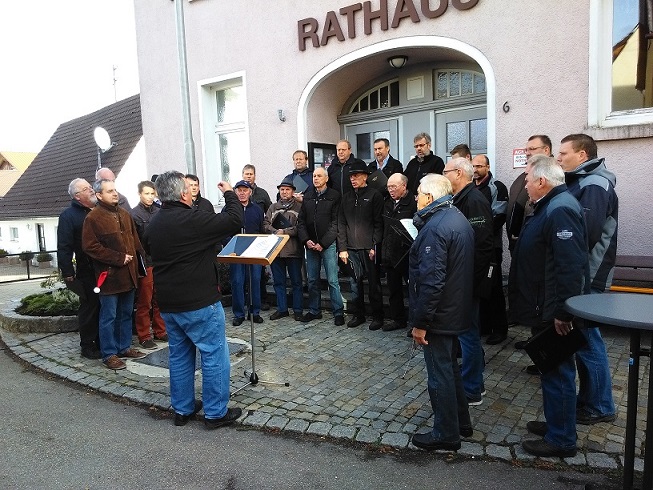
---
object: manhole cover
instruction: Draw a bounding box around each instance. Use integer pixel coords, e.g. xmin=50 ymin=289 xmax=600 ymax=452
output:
xmin=133 ymin=340 xmax=248 ymax=370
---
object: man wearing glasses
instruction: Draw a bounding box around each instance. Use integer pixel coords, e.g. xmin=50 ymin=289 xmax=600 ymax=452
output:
xmin=403 ymin=132 xmax=445 ymax=196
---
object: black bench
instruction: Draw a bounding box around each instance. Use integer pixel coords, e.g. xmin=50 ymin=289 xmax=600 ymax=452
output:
xmin=609 ymin=255 xmax=653 ymax=294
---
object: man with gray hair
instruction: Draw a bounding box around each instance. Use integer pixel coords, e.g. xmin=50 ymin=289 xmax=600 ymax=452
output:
xmin=509 ymin=155 xmax=589 ymax=458
xmin=143 ymin=171 xmax=244 ymax=429
xmin=95 ymin=167 xmax=132 ymax=211
xmin=403 ymin=132 xmax=445 ymax=196
xmin=57 ymin=178 xmax=100 ymax=359
xmin=410 ymin=173 xmax=474 ymax=451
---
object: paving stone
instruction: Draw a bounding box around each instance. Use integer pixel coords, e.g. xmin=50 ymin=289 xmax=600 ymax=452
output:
xmin=266 ymin=416 xmax=289 ymax=430
xmin=458 ymin=442 xmax=484 ymax=457
xmin=243 ymin=412 xmax=271 ymax=427
xmin=329 ymin=425 xmax=356 ymax=439
xmin=380 ymin=432 xmax=409 ymax=448
xmin=486 ymin=444 xmax=512 ymax=461
xmin=307 ymin=422 xmax=332 ymax=436
xmin=586 ymin=452 xmax=618 ymax=469
xmin=355 ymin=427 xmax=380 ymax=444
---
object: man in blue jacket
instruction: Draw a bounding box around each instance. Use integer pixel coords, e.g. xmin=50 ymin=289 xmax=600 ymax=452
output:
xmin=509 ymin=155 xmax=589 ymax=457
xmin=143 ymin=171 xmax=243 ymax=429
xmin=410 ymin=174 xmax=474 ymax=451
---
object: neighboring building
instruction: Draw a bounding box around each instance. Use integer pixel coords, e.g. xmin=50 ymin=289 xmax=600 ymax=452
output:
xmin=0 ymin=151 xmax=36 ymax=198
xmin=0 ymin=95 xmax=145 ymax=255
xmin=133 ymin=0 xmax=653 ymax=255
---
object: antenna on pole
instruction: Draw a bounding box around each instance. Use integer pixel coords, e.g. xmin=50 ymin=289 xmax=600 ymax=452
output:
xmin=112 ymin=65 xmax=118 ymax=102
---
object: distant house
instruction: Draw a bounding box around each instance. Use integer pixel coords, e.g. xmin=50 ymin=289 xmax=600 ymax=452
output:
xmin=0 ymin=94 xmax=145 ymax=256
xmin=0 ymin=151 xmax=37 ymax=198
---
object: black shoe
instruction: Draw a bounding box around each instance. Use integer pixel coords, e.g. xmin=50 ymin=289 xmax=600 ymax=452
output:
xmin=204 ymin=407 xmax=242 ymax=430
xmin=233 ymin=317 xmax=245 ymax=326
xmin=334 ymin=315 xmax=345 ymax=326
xmin=347 ymin=316 xmax=365 ymax=328
xmin=526 ymin=364 xmax=540 ymax=375
xmin=576 ymin=410 xmax=617 ymax=425
xmin=522 ymin=439 xmax=577 ymax=458
xmin=460 ymin=426 xmax=474 ymax=438
xmin=515 ymin=340 xmax=527 ymax=349
xmin=252 ymin=315 xmax=264 ymax=324
xmin=294 ymin=313 xmax=304 ymax=321
xmin=81 ymin=346 xmax=102 ymax=360
xmin=174 ymin=400 xmax=203 ymax=426
xmin=382 ymin=321 xmax=405 ymax=332
xmin=368 ymin=319 xmax=384 ymax=331
xmin=269 ymin=310 xmax=289 ymax=320
xmin=486 ymin=333 xmax=507 ymax=345
xmin=154 ymin=334 xmax=168 ymax=342
xmin=300 ymin=312 xmax=323 ymax=322
xmin=261 ymin=302 xmax=271 ymax=311
xmin=526 ymin=420 xmax=547 ymax=437
xmin=412 ymin=432 xmax=461 ymax=451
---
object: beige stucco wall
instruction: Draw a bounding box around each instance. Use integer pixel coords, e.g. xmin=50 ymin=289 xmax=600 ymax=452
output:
xmin=134 ymin=0 xmax=652 ymax=256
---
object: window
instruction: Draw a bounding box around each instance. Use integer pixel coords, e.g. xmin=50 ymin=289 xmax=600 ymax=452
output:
xmin=10 ymin=227 xmax=18 ymax=241
xmin=435 ymin=70 xmax=485 ymax=99
xmin=215 ymin=84 xmax=247 ymax=185
xmin=349 ymin=80 xmax=399 ymax=114
xmin=589 ymin=0 xmax=653 ymax=128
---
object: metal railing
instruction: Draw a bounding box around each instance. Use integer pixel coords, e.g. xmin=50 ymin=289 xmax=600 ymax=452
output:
xmin=0 ymin=251 xmax=58 ymax=283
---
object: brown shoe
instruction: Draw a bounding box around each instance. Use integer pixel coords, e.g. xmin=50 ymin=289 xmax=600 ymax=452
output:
xmin=119 ymin=348 xmax=147 ymax=359
xmin=104 ymin=355 xmax=126 ymax=370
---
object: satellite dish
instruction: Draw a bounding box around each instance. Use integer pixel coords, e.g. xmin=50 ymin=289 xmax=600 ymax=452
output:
xmin=93 ymin=127 xmax=113 ymax=151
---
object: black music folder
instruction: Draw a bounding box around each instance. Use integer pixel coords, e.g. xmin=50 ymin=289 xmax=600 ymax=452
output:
xmin=524 ymin=324 xmax=587 ymax=374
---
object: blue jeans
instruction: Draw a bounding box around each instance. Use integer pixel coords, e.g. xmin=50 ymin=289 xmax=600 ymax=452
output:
xmin=230 ymin=263 xmax=262 ymax=319
xmin=271 ymin=257 xmax=303 ymax=314
xmin=98 ymin=289 xmax=136 ymax=361
xmin=458 ymin=298 xmax=484 ymax=399
xmin=541 ymin=353 xmax=578 ymax=450
xmin=162 ymin=302 xmax=230 ymax=419
xmin=423 ymin=332 xmax=471 ymax=442
xmin=576 ymin=290 xmax=616 ymax=417
xmin=306 ymin=243 xmax=344 ymax=316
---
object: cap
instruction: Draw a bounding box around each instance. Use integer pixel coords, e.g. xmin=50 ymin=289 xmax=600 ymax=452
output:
xmin=277 ymin=177 xmax=296 ymax=190
xmin=234 ymin=180 xmax=252 ymax=189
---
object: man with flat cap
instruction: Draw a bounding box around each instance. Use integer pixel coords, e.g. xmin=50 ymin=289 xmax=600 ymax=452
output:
xmin=337 ymin=161 xmax=384 ymax=330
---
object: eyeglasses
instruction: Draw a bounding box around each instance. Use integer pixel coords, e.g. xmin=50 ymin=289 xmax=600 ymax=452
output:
xmin=75 ymin=186 xmax=92 ymax=194
xmin=413 ymin=143 xmax=428 ymax=149
xmin=526 ymin=145 xmax=546 ymax=152
xmin=472 ymin=165 xmax=487 ymax=169
xmin=443 ymin=169 xmax=458 ymax=174
xmin=386 ymin=184 xmax=403 ymax=190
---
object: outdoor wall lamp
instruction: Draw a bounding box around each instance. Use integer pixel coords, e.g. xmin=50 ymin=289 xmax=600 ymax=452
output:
xmin=387 ymin=55 xmax=408 ymax=69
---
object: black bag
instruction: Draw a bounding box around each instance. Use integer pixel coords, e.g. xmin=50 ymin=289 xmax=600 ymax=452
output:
xmin=524 ymin=323 xmax=587 ymax=374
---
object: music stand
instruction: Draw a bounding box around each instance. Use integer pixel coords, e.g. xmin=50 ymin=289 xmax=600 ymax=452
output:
xmin=218 ymin=234 xmax=290 ymax=395
xmin=382 ymin=215 xmax=415 ymax=268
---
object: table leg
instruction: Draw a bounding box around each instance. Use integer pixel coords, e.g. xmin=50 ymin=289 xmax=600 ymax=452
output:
xmin=642 ymin=332 xmax=653 ymax=489
xmin=624 ymin=329 xmax=640 ymax=490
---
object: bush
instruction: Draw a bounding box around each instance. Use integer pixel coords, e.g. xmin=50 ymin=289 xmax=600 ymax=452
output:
xmin=0 ymin=249 xmax=8 ymax=258
xmin=36 ymin=252 xmax=53 ymax=262
xmin=19 ymin=251 xmax=34 ymax=261
xmin=15 ymin=289 xmax=80 ymax=316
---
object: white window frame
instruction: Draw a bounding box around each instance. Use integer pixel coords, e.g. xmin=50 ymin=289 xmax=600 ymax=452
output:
xmin=9 ymin=227 xmax=18 ymax=241
xmin=589 ymin=0 xmax=653 ymax=128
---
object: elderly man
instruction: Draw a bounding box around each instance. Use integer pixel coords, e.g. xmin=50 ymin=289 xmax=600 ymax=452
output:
xmin=381 ymin=173 xmax=416 ymax=332
xmin=410 ymin=174 xmax=474 ymax=451
xmin=130 ymin=180 xmax=167 ymax=349
xmin=509 ymin=155 xmax=589 ymax=458
xmin=57 ymin=178 xmax=100 ymax=359
xmin=264 ymin=178 xmax=303 ymax=321
xmin=327 ymin=139 xmax=365 ymax=195
xmin=297 ymin=167 xmax=345 ymax=325
xmin=143 ymin=171 xmax=243 ymax=429
xmin=443 ymin=157 xmax=494 ymax=405
xmin=403 ymin=132 xmax=445 ymax=196
xmin=338 ymin=161 xmax=384 ymax=329
xmin=95 ymin=167 xmax=131 ymax=211
xmin=558 ymin=133 xmax=618 ymax=426
xmin=82 ymin=179 xmax=146 ymax=370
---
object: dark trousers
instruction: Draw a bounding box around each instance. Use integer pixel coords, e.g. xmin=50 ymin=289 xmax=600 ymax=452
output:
xmin=479 ymin=248 xmax=508 ymax=336
xmin=348 ymin=249 xmax=383 ymax=320
xmin=68 ymin=272 xmax=100 ymax=349
xmin=386 ymin=259 xmax=408 ymax=325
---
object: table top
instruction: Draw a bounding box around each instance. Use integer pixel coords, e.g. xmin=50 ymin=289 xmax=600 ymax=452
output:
xmin=565 ymin=293 xmax=653 ymax=331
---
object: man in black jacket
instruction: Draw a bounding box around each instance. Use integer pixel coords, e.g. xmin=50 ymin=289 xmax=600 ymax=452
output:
xmin=297 ymin=167 xmax=344 ymax=325
xmin=57 ymin=178 xmax=100 ymax=359
xmin=184 ymin=174 xmax=215 ymax=212
xmin=444 ymin=157 xmax=494 ymax=406
xmin=327 ymin=139 xmax=365 ymax=195
xmin=403 ymin=132 xmax=445 ymax=196
xmin=143 ymin=171 xmax=243 ymax=430
xmin=381 ymin=173 xmax=416 ymax=332
xmin=337 ymin=161 xmax=384 ymax=330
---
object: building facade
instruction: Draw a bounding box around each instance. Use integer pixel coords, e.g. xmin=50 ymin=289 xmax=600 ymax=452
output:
xmin=134 ymin=0 xmax=653 ymax=255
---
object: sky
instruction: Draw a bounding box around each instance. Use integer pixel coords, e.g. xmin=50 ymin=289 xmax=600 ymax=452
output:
xmin=0 ymin=0 xmax=140 ymax=152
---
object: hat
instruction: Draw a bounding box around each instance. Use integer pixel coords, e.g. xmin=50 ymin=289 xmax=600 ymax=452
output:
xmin=348 ymin=161 xmax=371 ymax=175
xmin=277 ymin=177 xmax=296 ymax=190
xmin=234 ymin=180 xmax=252 ymax=189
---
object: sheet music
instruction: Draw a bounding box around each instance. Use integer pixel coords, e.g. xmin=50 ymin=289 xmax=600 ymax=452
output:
xmin=240 ymin=235 xmax=280 ymax=258
xmin=400 ymin=219 xmax=418 ymax=240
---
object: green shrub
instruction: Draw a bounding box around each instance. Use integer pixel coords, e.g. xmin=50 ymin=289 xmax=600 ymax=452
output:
xmin=0 ymin=249 xmax=8 ymax=257
xmin=36 ymin=252 xmax=53 ymax=262
xmin=15 ymin=289 xmax=80 ymax=316
xmin=19 ymin=251 xmax=34 ymax=261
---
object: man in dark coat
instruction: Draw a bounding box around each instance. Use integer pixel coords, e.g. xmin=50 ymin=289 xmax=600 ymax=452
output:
xmin=509 ymin=155 xmax=589 ymax=458
xmin=381 ymin=173 xmax=416 ymax=332
xmin=410 ymin=173 xmax=474 ymax=452
xmin=143 ymin=171 xmax=243 ymax=429
xmin=82 ymin=179 xmax=147 ymax=370
xmin=282 ymin=150 xmax=313 ymax=202
xmin=443 ymin=157 xmax=494 ymax=406
xmin=403 ymin=132 xmax=445 ymax=196
xmin=57 ymin=178 xmax=100 ymax=359
xmin=327 ymin=139 xmax=365 ymax=195
xmin=185 ymin=174 xmax=215 ymax=212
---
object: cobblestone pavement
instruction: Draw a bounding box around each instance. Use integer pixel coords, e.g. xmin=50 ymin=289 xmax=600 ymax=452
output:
xmin=0 ymin=280 xmax=648 ymax=475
